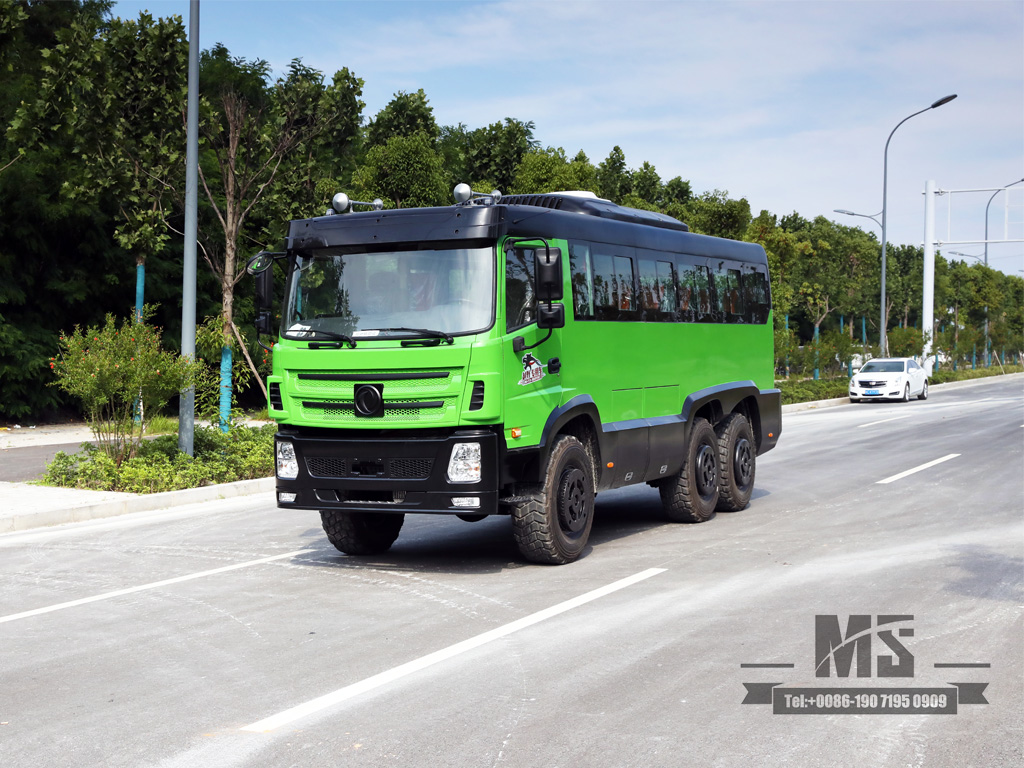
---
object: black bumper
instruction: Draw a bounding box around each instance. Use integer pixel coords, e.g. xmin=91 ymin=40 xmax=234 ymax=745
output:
xmin=274 ymin=427 xmax=501 ymax=515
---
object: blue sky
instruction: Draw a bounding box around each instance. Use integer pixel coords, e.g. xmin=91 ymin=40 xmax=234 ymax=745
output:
xmin=113 ymin=0 xmax=1024 ymax=276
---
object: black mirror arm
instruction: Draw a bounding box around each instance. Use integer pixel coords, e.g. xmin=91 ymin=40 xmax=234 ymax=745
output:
xmin=513 ymin=327 xmax=553 ymax=353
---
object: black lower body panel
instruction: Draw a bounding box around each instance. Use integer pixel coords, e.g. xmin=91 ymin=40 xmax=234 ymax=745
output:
xmin=275 ymin=426 xmax=501 ymax=515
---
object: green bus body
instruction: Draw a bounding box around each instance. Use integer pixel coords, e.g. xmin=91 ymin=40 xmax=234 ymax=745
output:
xmin=258 ymin=192 xmax=781 ymax=563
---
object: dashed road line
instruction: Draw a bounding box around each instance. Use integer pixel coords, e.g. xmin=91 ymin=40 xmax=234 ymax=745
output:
xmin=241 ymin=567 xmax=668 ymax=733
xmin=877 ymin=454 xmax=961 ymax=485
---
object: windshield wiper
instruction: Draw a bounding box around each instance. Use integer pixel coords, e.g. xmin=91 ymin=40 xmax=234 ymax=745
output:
xmin=368 ymin=327 xmax=455 ymax=346
xmin=290 ymin=328 xmax=357 ymax=349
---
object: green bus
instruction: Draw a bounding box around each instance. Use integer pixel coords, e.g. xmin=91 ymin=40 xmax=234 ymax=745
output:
xmin=247 ymin=187 xmax=780 ymax=564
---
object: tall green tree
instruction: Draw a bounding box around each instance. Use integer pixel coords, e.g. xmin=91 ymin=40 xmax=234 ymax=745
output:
xmin=352 ymin=131 xmax=447 ymax=209
xmin=366 ymin=88 xmax=438 ymax=149
xmin=198 ymin=46 xmax=363 ymax=427
xmin=13 ymin=11 xmax=188 ymax=318
xmin=510 ymin=147 xmax=598 ymax=195
xmin=596 ymin=145 xmax=630 ymax=202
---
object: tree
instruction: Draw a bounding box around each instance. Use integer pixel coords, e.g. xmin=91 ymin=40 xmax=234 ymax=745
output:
xmin=198 ymin=46 xmax=363 ymax=428
xmin=13 ymin=11 xmax=188 ymax=318
xmin=510 ymin=147 xmax=598 ymax=195
xmin=631 ymin=161 xmax=662 ymax=206
xmin=352 ymin=131 xmax=448 ymax=209
xmin=366 ymin=88 xmax=438 ymax=149
xmin=596 ymin=145 xmax=630 ymax=202
xmin=684 ymin=190 xmax=752 ymax=240
xmin=465 ymin=118 xmax=538 ymax=193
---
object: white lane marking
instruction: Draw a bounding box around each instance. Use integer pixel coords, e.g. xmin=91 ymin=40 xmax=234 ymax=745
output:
xmin=0 ymin=549 xmax=313 ymax=624
xmin=876 ymin=454 xmax=961 ymax=485
xmin=857 ymin=414 xmax=914 ymax=428
xmin=241 ymin=567 xmax=668 ymax=733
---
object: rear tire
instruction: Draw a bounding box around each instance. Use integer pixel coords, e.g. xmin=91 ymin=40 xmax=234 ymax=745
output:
xmin=511 ymin=436 xmax=595 ymax=564
xmin=320 ymin=510 xmax=404 ymax=556
xmin=715 ymin=413 xmax=755 ymax=512
xmin=917 ymin=380 xmax=929 ymax=400
xmin=659 ymin=418 xmax=719 ymax=523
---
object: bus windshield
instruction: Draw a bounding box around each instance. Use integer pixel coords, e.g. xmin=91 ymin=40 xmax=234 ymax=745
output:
xmin=281 ymin=245 xmax=494 ymax=341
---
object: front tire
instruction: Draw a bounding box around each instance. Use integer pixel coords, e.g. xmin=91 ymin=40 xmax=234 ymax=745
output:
xmin=320 ymin=510 xmax=404 ymax=556
xmin=715 ymin=414 xmax=755 ymax=512
xmin=901 ymin=384 xmax=910 ymax=402
xmin=659 ymin=418 xmax=719 ymax=523
xmin=917 ymin=380 xmax=929 ymax=400
xmin=511 ymin=436 xmax=595 ymax=564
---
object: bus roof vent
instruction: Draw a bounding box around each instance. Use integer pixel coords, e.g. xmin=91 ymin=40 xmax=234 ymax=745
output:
xmin=501 ymin=193 xmax=689 ymax=232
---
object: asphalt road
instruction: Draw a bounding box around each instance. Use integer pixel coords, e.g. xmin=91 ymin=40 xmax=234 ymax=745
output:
xmin=1 ymin=377 xmax=1021 ymax=767
xmin=0 ymin=441 xmax=84 ymax=483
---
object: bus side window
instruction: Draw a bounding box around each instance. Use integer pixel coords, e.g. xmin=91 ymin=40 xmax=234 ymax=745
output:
xmin=656 ymin=260 xmax=676 ymax=318
xmin=744 ymin=266 xmax=770 ymax=324
xmin=613 ymin=255 xmax=636 ymax=315
xmin=506 ymin=246 xmax=536 ymax=332
xmin=639 ymin=258 xmax=659 ymax=315
xmin=569 ymin=240 xmax=594 ymax=320
xmin=678 ymin=257 xmax=711 ymax=321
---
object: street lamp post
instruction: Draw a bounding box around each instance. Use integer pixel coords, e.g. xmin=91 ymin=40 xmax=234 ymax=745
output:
xmin=878 ymin=94 xmax=957 ymax=356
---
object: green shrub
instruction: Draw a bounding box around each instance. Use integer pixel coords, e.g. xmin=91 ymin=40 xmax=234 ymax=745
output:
xmin=40 ymin=423 xmax=273 ymax=493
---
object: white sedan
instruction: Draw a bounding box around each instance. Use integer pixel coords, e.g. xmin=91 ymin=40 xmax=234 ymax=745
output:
xmin=849 ymin=357 xmax=929 ymax=402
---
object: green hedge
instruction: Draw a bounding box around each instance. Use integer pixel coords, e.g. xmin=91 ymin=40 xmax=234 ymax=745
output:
xmin=43 ymin=424 xmax=275 ymax=493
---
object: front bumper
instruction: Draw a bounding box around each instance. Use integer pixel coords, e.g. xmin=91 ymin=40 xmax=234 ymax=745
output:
xmin=274 ymin=427 xmax=501 ymax=515
xmin=849 ymin=381 xmax=904 ymax=400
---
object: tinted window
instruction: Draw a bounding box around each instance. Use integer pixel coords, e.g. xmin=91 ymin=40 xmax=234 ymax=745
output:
xmin=506 ymin=246 xmax=536 ymax=332
xmin=569 ymin=240 xmax=594 ymax=320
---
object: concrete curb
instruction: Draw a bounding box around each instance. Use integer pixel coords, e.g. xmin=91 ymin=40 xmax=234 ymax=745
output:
xmin=0 ymin=477 xmax=275 ymax=534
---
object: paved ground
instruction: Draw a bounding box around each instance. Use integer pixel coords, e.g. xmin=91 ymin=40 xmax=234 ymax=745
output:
xmin=0 ymin=374 xmax=1021 ymax=767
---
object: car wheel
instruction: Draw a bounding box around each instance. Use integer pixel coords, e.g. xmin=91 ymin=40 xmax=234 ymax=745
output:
xmin=321 ymin=511 xmax=404 ymax=555
xmin=659 ymin=418 xmax=719 ymax=523
xmin=918 ymin=380 xmax=929 ymax=400
xmin=715 ymin=413 xmax=755 ymax=512
xmin=510 ymin=435 xmax=595 ymax=564
xmin=850 ymin=397 xmax=860 ymax=403
xmin=901 ymin=384 xmax=910 ymax=402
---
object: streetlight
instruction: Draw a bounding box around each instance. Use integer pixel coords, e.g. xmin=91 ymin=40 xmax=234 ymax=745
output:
xmin=984 ymin=178 xmax=1024 ymax=265
xmin=878 ymin=94 xmax=957 ymax=356
xmin=834 ymin=209 xmax=882 ymax=230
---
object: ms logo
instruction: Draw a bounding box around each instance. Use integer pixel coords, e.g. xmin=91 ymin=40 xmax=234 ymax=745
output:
xmin=815 ymin=614 xmax=914 ymax=678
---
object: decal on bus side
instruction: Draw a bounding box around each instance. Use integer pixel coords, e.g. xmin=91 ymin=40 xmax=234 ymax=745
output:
xmin=518 ymin=353 xmax=545 ymax=386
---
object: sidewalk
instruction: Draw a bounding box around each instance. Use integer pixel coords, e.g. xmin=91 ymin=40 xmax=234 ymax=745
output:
xmin=1 ymin=374 xmax=1018 ymax=535
xmin=0 ymin=420 xmax=275 ymax=534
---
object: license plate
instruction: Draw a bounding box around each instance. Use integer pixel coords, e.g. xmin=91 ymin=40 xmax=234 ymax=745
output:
xmin=866 ymin=389 xmax=880 ymax=395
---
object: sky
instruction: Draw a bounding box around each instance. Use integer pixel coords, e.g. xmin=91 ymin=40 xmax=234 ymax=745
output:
xmin=113 ymin=0 xmax=1024 ymax=276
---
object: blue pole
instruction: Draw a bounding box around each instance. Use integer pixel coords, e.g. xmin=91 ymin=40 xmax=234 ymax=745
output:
xmin=972 ymin=343 xmax=976 ymax=370
xmin=784 ymin=314 xmax=789 ymax=377
xmin=813 ymin=325 xmax=819 ymax=381
xmin=219 ymin=345 xmax=232 ymax=432
xmin=135 ymin=263 xmax=145 ymax=320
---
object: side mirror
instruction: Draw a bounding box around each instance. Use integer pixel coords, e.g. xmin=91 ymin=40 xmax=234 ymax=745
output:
xmin=534 ymin=247 xmax=563 ymax=302
xmin=537 ymin=302 xmax=564 ymax=330
xmin=246 ymin=250 xmax=278 ymax=275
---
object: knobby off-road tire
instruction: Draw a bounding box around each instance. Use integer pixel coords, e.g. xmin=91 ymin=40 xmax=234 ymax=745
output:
xmin=511 ymin=436 xmax=595 ymax=565
xmin=714 ymin=413 xmax=755 ymax=512
xmin=918 ymin=380 xmax=929 ymax=400
xmin=320 ymin=510 xmax=404 ymax=556
xmin=659 ymin=417 xmax=719 ymax=523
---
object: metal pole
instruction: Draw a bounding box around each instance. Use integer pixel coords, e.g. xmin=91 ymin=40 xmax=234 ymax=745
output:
xmin=922 ymin=180 xmax=936 ymax=373
xmin=982 ymin=178 xmax=1023 ymax=365
xmin=178 ymin=0 xmax=200 ymax=456
xmin=878 ymin=94 xmax=957 ymax=358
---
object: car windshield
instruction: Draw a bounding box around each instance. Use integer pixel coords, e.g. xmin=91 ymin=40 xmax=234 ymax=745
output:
xmin=860 ymin=361 xmax=905 ymax=373
xmin=281 ymin=245 xmax=494 ymax=341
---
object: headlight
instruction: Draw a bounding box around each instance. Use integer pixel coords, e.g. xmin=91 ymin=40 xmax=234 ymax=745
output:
xmin=447 ymin=442 xmax=482 ymax=483
xmin=276 ymin=440 xmax=299 ymax=479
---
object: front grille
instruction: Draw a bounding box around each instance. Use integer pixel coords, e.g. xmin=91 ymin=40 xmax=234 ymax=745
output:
xmin=305 ymin=456 xmax=433 ymax=479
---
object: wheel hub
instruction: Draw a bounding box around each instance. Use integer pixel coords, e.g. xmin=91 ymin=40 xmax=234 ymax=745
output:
xmin=557 ymin=467 xmax=589 ymax=534
xmin=733 ymin=437 xmax=753 ymax=487
xmin=695 ymin=444 xmax=718 ymax=499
